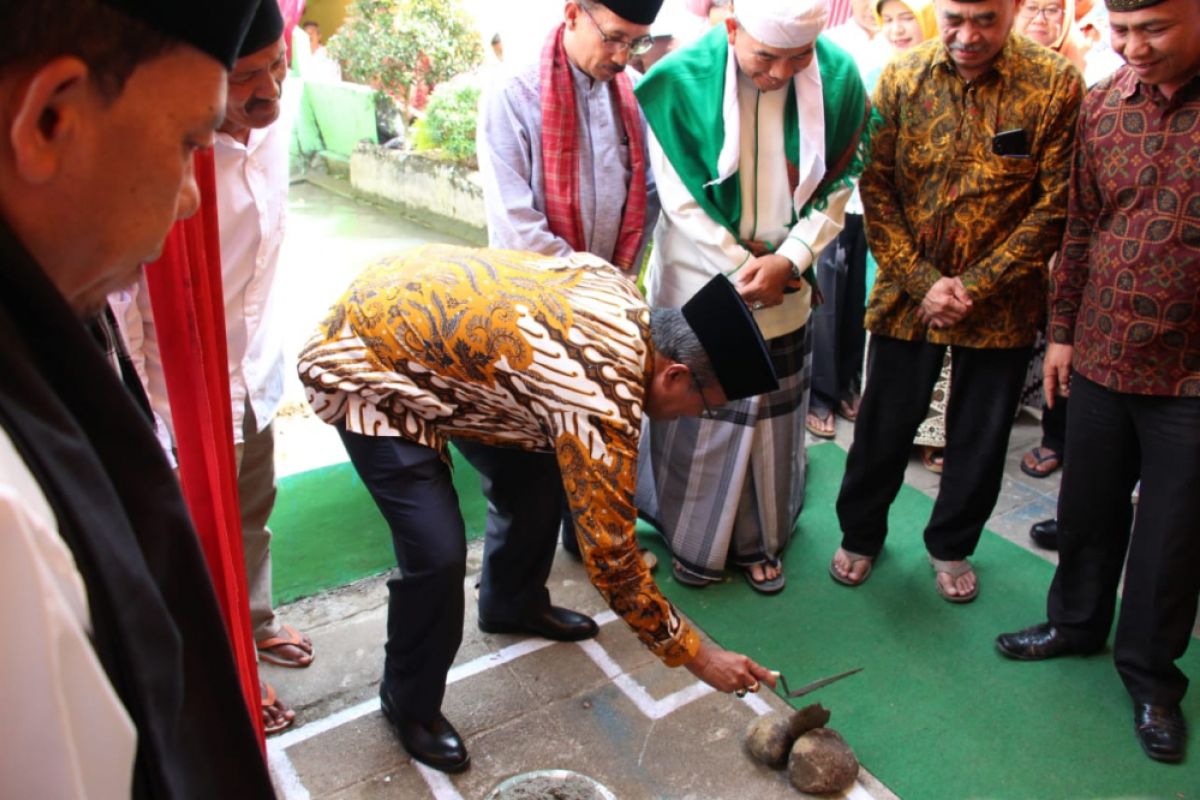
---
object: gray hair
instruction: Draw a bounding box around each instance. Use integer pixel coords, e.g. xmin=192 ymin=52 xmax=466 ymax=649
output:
xmin=649 ymin=307 xmax=718 ymax=388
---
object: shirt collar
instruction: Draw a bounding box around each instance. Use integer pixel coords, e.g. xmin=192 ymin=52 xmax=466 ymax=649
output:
xmin=1118 ymin=67 xmax=1200 ymax=104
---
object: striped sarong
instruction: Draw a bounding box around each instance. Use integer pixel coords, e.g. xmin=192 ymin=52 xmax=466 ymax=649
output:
xmin=636 ymin=325 xmax=811 ymax=582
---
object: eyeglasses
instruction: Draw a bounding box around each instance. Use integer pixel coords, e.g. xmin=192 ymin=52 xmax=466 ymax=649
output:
xmin=577 ymin=3 xmax=655 ymax=56
xmin=1018 ymin=4 xmax=1064 ymax=20
xmin=691 ymin=374 xmax=718 ymax=420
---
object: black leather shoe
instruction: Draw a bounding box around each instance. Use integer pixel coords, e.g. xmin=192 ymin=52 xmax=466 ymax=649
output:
xmin=1134 ymin=703 xmax=1186 ymax=763
xmin=478 ymin=605 xmax=599 ymax=642
xmin=379 ymin=690 xmax=470 ymax=773
xmin=1030 ymin=519 xmax=1059 ymax=550
xmin=995 ymin=622 xmax=1098 ymax=660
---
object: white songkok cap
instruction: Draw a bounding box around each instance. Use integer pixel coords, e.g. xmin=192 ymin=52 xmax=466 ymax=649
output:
xmin=733 ymin=0 xmax=829 ymax=48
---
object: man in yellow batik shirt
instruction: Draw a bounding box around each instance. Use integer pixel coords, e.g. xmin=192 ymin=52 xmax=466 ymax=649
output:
xmin=298 ymin=244 xmax=780 ymax=773
xmin=830 ymin=0 xmax=1083 ymax=602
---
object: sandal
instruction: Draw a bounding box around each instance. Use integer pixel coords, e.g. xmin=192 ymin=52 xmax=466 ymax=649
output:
xmin=829 ymin=547 xmax=874 ymax=587
xmin=929 ymin=555 xmax=978 ymax=604
xmin=261 ymin=681 xmax=295 ymax=735
xmin=1020 ymin=446 xmax=1061 ymax=479
xmin=921 ymin=447 xmax=944 ymax=474
xmin=672 ymin=559 xmax=713 ymax=588
xmin=257 ymin=624 xmax=315 ymax=668
xmin=806 ymin=407 xmax=836 ymax=439
xmin=836 ymin=394 xmax=861 ymax=422
xmin=742 ymin=557 xmax=786 ymax=595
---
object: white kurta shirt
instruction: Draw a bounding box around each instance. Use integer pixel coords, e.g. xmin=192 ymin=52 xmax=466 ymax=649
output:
xmin=646 ymin=68 xmax=849 ymax=340
xmin=0 ymin=429 xmax=136 ymax=798
xmin=115 ymin=117 xmax=290 ymax=452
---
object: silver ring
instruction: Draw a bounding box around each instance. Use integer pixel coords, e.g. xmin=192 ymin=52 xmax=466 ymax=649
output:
xmin=735 ymin=687 xmax=747 ymax=698
xmin=752 ymin=301 xmax=765 ymax=311
xmin=747 ymin=680 xmax=761 ymax=694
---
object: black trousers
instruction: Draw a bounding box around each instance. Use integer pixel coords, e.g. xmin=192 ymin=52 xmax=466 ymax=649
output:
xmin=1048 ymin=374 xmax=1200 ymax=705
xmin=337 ymin=428 xmax=563 ymax=721
xmin=1040 ymin=395 xmax=1068 ymax=454
xmin=837 ymin=335 xmax=1031 ymax=560
xmin=809 ymin=214 xmax=868 ymax=411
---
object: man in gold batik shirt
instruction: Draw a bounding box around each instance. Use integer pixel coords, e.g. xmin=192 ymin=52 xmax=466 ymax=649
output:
xmin=831 ymin=0 xmax=1083 ymax=602
xmin=299 ymin=243 xmax=779 ymax=773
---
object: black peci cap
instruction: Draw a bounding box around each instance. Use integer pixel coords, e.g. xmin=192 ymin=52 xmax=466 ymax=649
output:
xmin=98 ymin=0 xmax=264 ymax=70
xmin=238 ymin=0 xmax=284 ymax=57
xmin=596 ymin=0 xmax=666 ymax=25
xmin=681 ymin=274 xmax=779 ymax=401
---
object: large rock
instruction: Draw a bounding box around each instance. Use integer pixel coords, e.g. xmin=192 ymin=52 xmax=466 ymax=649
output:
xmin=787 ymin=728 xmax=859 ymax=794
xmin=744 ymin=705 xmax=833 ymax=769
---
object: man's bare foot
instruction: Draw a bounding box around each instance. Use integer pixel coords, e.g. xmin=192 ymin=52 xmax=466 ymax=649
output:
xmin=829 ymin=547 xmax=873 ymax=586
xmin=929 ymin=556 xmax=978 ymax=603
xmin=257 ymin=624 xmax=314 ymax=668
xmin=261 ymin=681 xmax=295 ymax=735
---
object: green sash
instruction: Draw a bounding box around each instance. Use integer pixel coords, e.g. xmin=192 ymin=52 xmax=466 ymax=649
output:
xmin=636 ymin=26 xmax=868 ymax=240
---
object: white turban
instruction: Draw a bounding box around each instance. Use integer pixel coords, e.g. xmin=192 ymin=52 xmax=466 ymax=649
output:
xmin=733 ymin=0 xmax=829 ymax=48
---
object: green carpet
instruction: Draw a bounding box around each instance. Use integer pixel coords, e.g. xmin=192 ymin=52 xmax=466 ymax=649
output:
xmin=638 ymin=442 xmax=1199 ymax=799
xmin=268 ymin=446 xmax=488 ymax=604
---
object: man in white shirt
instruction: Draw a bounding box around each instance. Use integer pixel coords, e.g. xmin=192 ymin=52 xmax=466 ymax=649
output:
xmin=118 ymin=8 xmax=310 ymax=734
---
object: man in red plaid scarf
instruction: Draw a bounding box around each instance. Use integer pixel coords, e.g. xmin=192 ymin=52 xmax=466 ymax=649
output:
xmin=476 ymin=0 xmax=664 ymax=564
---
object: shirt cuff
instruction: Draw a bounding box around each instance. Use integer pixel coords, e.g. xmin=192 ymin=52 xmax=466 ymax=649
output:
xmin=776 ymin=238 xmax=814 ymax=274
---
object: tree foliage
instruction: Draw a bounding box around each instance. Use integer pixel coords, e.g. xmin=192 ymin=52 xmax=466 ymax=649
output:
xmin=328 ymin=0 xmax=483 ymax=118
xmin=414 ymin=81 xmax=481 ymax=166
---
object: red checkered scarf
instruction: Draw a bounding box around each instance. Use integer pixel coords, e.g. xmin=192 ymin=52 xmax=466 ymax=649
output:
xmin=539 ymin=23 xmax=648 ymax=271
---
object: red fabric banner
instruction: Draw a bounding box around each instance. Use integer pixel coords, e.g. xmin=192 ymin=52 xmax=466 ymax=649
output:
xmin=143 ymin=148 xmax=264 ymax=748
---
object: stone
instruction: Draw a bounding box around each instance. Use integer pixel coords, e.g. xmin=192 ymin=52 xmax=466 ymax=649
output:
xmin=787 ymin=728 xmax=859 ymax=794
xmin=745 ymin=705 xmax=833 ymax=769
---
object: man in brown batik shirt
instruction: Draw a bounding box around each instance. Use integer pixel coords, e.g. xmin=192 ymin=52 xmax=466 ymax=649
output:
xmin=831 ymin=0 xmax=1083 ymax=601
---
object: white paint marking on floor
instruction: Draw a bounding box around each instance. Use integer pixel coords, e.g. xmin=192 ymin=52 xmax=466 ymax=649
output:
xmin=268 ymin=747 xmax=310 ymax=800
xmin=743 ymin=692 xmax=774 ymax=716
xmin=580 ymin=638 xmax=716 ymax=720
xmin=447 ymin=637 xmax=556 ymax=685
xmin=415 ymin=762 xmax=466 ymax=800
xmin=269 ymin=607 xmax=880 ymax=800
xmin=270 ymin=696 xmax=379 ymax=750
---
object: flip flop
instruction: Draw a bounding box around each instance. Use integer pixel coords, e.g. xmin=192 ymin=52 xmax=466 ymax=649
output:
xmin=929 ymin=555 xmax=978 ymax=604
xmin=806 ymin=407 xmax=836 ymax=439
xmin=261 ymin=681 xmax=295 ymax=735
xmin=257 ymin=624 xmax=315 ymax=668
xmin=672 ymin=559 xmax=714 ymax=588
xmin=836 ymin=394 xmax=861 ymax=422
xmin=1019 ymin=446 xmax=1062 ymax=478
xmin=743 ymin=558 xmax=786 ymax=594
xmin=829 ymin=548 xmax=874 ymax=587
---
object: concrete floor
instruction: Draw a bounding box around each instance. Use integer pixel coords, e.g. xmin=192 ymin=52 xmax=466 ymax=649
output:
xmin=263 ymin=180 xmax=1068 ymax=799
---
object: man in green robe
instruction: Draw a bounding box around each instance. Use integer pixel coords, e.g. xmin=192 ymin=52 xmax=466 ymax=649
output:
xmin=634 ymin=0 xmax=868 ymax=592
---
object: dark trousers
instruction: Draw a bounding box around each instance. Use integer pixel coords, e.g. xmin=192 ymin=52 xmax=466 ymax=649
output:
xmin=837 ymin=336 xmax=1031 ymax=559
xmin=337 ymin=428 xmax=563 ymax=721
xmin=809 ymin=214 xmax=868 ymax=411
xmin=1040 ymin=395 xmax=1068 ymax=454
xmin=1048 ymin=374 xmax=1200 ymax=705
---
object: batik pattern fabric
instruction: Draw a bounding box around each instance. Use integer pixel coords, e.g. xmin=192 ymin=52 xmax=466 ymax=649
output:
xmin=1049 ymin=70 xmax=1200 ymax=397
xmin=637 ymin=326 xmax=810 ymax=582
xmin=298 ymin=245 xmax=699 ymax=666
xmin=862 ymin=35 xmax=1083 ymax=348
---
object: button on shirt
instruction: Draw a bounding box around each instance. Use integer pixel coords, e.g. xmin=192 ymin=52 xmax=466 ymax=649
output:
xmin=214 ymin=121 xmax=289 ymax=439
xmin=1050 ymin=70 xmax=1200 ymax=396
xmin=862 ymin=35 xmax=1083 ymax=348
